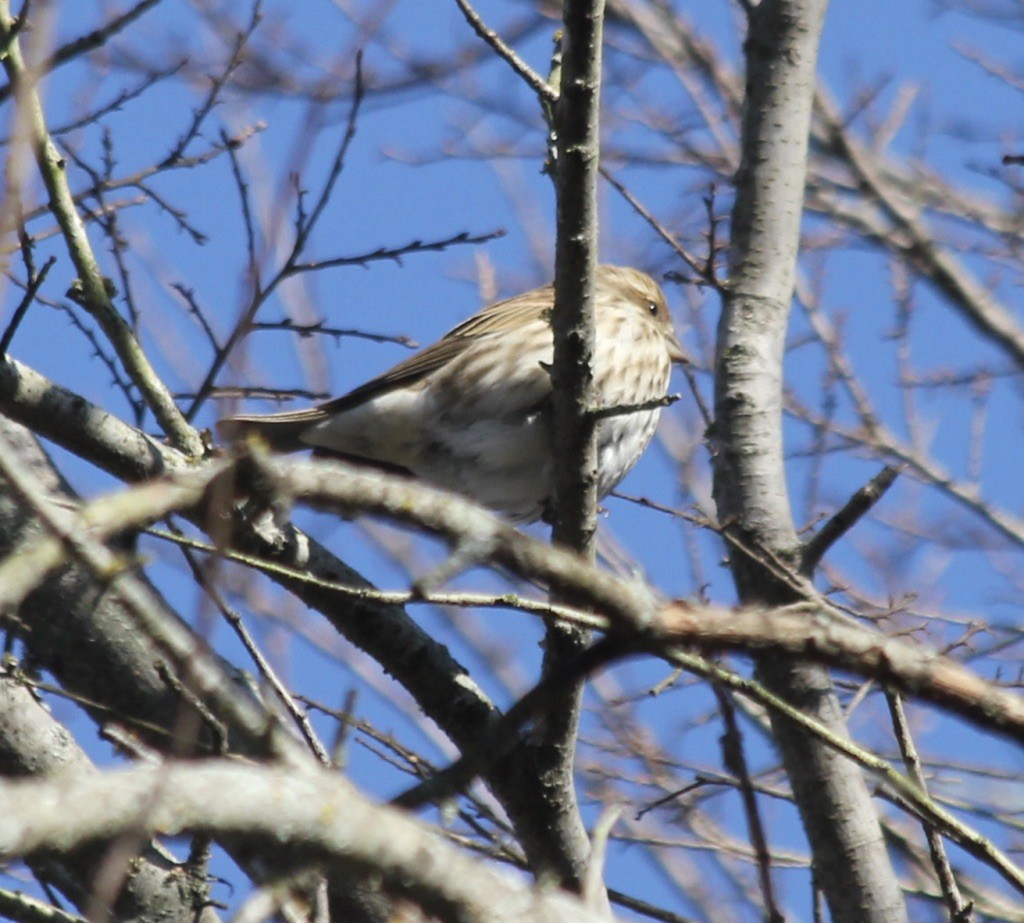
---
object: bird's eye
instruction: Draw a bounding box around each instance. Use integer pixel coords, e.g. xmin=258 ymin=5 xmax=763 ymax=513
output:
xmin=646 ymin=300 xmax=659 ymax=315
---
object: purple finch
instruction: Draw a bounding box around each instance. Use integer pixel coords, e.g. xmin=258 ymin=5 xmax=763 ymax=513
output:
xmin=222 ymin=265 xmax=686 ymax=522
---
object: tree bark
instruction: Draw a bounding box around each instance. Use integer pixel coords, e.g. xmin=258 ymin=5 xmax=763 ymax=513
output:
xmin=712 ymin=1 xmax=908 ymax=920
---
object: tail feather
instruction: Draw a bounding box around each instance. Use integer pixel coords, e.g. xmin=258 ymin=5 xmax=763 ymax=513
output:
xmin=218 ymin=409 xmax=327 ymax=452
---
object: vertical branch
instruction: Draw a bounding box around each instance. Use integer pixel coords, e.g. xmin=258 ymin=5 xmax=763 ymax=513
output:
xmin=550 ymin=0 xmax=604 ymax=552
xmin=712 ymin=1 xmax=908 ymax=921
xmin=532 ymin=0 xmax=607 ymax=898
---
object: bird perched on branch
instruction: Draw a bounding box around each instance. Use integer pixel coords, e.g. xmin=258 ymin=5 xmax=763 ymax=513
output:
xmin=220 ymin=265 xmax=687 ymax=523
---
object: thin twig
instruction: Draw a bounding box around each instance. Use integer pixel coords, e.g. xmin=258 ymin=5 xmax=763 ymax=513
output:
xmin=801 ymin=465 xmax=901 ymax=574
xmin=160 ymin=2 xmax=262 ymax=167
xmin=1 ymin=248 xmax=54 ymax=355
xmin=252 ymin=319 xmax=417 ymax=348
xmin=886 ymin=692 xmax=974 ymax=921
xmin=0 ymin=887 xmax=87 ymax=923
xmin=711 ymin=684 xmax=784 ymax=922
xmin=282 ymin=229 xmax=506 ymax=279
xmin=173 ymin=531 xmax=332 ymax=766
xmin=599 ymin=165 xmax=710 ymax=284
xmin=452 ymin=0 xmax=557 ymax=104
xmin=591 ymin=393 xmax=680 ymax=421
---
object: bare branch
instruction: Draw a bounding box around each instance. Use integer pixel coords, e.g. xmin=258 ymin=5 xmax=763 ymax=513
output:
xmin=801 ymin=465 xmax=901 ymax=574
xmin=452 ymin=0 xmax=558 ymax=104
xmin=711 ymin=1 xmax=908 ymax=919
xmin=886 ymin=693 xmax=973 ymax=921
xmin=0 ymin=1 xmax=203 ymax=457
xmin=0 ymin=762 xmax=613 ymax=923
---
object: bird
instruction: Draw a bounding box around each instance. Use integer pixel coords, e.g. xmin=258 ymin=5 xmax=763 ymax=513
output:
xmin=220 ymin=265 xmax=687 ymax=523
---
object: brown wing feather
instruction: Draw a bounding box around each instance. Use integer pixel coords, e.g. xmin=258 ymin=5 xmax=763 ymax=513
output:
xmin=220 ymin=280 xmax=555 ymax=448
xmin=314 ymin=283 xmax=553 ymax=415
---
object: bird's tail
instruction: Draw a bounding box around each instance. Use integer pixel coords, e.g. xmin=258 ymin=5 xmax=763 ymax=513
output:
xmin=217 ymin=408 xmax=327 ymax=453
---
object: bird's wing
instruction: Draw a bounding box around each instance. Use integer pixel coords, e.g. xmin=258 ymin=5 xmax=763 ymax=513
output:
xmin=314 ymin=284 xmax=553 ymax=415
xmin=219 ymin=283 xmax=554 ymax=447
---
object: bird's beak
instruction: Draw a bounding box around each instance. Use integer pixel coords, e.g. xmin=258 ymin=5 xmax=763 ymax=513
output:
xmin=667 ymin=331 xmax=690 ymax=365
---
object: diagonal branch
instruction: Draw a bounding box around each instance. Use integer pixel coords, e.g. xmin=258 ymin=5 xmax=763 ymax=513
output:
xmin=452 ymin=0 xmax=557 ymax=105
xmin=0 ymin=354 xmax=603 ymax=894
xmin=0 ymin=0 xmax=203 ymax=458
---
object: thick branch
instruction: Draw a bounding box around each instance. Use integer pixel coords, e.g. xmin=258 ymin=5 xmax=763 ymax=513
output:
xmin=656 ymin=603 xmax=1024 ymax=745
xmin=550 ymin=0 xmax=604 ymax=554
xmin=0 ymin=356 xmax=599 ymax=890
xmin=0 ymin=762 xmax=610 ymax=923
xmin=0 ymin=674 xmax=220 ymax=923
xmin=536 ymin=0 xmax=608 ymax=895
xmin=712 ymin=1 xmax=908 ymax=920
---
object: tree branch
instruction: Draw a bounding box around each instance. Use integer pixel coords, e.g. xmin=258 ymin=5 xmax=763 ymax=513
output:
xmin=0 ymin=761 xmax=612 ymax=923
xmin=536 ymin=0 xmax=608 ymax=896
xmin=0 ymin=0 xmax=203 ymax=458
xmin=711 ymin=1 xmax=908 ymax=919
xmin=0 ymin=356 xmax=611 ymax=895
xmin=0 ymin=672 xmax=220 ymax=923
